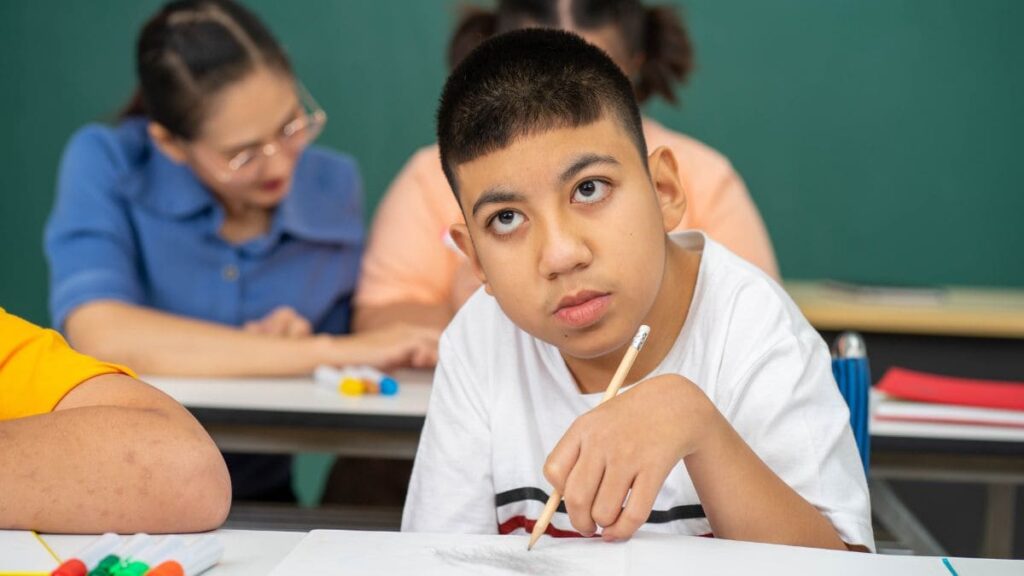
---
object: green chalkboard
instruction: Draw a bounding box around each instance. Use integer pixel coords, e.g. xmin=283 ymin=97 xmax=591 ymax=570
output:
xmin=2 ymin=0 xmax=1022 ymax=327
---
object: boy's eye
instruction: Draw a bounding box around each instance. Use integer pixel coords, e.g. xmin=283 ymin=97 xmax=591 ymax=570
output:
xmin=488 ymin=209 xmax=525 ymax=236
xmin=572 ymin=180 xmax=610 ymax=204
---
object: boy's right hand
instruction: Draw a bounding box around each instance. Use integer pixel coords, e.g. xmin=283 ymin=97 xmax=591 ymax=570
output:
xmin=543 ymin=374 xmax=719 ymax=541
xmin=324 ymin=324 xmax=441 ymax=370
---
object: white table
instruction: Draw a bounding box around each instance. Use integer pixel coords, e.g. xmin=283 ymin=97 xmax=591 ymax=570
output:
xmin=41 ymin=529 xmax=303 ymax=575
xmin=143 ymin=369 xmax=432 ymax=458
xmin=37 ymin=529 xmax=1024 ymax=575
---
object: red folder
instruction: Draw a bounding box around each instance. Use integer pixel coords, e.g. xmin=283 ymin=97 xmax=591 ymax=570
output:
xmin=876 ymin=368 xmax=1024 ymax=412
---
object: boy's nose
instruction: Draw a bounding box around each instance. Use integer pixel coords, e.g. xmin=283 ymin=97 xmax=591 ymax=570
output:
xmin=537 ymin=220 xmax=592 ymax=280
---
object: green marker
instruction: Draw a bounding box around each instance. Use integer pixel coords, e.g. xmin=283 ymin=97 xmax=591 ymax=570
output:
xmin=108 ymin=536 xmax=185 ymax=576
xmin=88 ymin=534 xmax=151 ymax=576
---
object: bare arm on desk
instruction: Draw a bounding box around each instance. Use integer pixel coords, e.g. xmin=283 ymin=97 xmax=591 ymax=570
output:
xmin=0 ymin=373 xmax=231 ymax=533
xmin=66 ymin=300 xmax=438 ymax=376
xmin=546 ymin=375 xmax=857 ymax=550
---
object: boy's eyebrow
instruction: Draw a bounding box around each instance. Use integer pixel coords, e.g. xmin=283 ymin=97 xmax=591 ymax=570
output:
xmin=471 ymin=188 xmax=526 ymax=217
xmin=558 ymin=153 xmax=620 ymax=184
xmin=468 ymin=154 xmax=618 ymax=217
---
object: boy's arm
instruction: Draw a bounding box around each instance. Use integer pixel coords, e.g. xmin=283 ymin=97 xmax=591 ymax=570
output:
xmin=683 ymin=403 xmax=868 ymax=550
xmin=544 ymin=374 xmax=856 ymax=550
xmin=0 ymin=373 xmax=231 ymax=534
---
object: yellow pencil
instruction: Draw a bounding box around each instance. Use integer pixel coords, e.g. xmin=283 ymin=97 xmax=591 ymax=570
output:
xmin=527 ymin=324 xmax=652 ymax=551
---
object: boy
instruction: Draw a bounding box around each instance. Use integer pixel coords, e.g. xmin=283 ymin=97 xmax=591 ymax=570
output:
xmin=402 ymin=29 xmax=872 ymax=551
xmin=0 ymin=308 xmax=231 ymax=533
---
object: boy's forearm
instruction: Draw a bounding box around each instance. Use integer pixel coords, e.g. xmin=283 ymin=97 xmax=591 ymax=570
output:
xmin=685 ymin=409 xmax=848 ymax=550
xmin=0 ymin=376 xmax=231 ymax=533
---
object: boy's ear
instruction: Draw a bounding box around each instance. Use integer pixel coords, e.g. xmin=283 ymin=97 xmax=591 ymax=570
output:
xmin=148 ymin=122 xmax=188 ymax=164
xmin=647 ymin=145 xmax=687 ymax=232
xmin=449 ymin=222 xmax=494 ymax=296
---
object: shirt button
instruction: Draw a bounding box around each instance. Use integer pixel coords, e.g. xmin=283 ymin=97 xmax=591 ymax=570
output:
xmin=222 ymin=264 xmax=239 ymax=282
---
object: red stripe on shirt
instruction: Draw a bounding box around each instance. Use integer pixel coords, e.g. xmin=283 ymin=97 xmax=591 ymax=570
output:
xmin=497 ymin=515 xmax=592 ymax=538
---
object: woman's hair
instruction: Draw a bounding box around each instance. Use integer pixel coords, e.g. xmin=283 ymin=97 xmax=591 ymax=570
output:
xmin=120 ymin=0 xmax=292 ymax=139
xmin=447 ymin=0 xmax=694 ymax=105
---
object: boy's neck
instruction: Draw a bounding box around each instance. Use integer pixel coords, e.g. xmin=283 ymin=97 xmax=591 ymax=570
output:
xmin=563 ymin=237 xmax=701 ymax=394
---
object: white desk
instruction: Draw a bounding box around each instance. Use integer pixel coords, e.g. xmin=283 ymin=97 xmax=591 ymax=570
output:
xmin=40 ymin=529 xmax=303 ymax=575
xmin=35 ymin=529 xmax=1024 ymax=575
xmin=143 ymin=370 xmax=432 ymax=458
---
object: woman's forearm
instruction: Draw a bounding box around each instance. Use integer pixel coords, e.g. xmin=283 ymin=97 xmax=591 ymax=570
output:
xmin=65 ymin=301 xmax=331 ymax=376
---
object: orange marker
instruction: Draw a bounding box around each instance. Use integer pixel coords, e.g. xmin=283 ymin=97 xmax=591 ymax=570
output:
xmin=144 ymin=535 xmax=222 ymax=576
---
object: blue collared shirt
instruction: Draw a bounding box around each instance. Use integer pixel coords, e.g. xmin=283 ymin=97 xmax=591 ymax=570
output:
xmin=46 ymin=118 xmax=364 ymax=334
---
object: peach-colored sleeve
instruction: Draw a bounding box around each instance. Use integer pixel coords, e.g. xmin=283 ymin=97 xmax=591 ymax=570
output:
xmin=355 ymin=145 xmax=467 ymax=308
xmin=654 ymin=125 xmax=780 ymax=280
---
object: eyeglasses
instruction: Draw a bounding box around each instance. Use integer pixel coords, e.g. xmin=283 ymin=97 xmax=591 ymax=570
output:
xmin=189 ymin=82 xmax=327 ymax=184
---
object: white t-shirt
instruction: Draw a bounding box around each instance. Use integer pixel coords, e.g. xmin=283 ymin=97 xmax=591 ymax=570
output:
xmin=402 ymin=231 xmax=874 ymax=550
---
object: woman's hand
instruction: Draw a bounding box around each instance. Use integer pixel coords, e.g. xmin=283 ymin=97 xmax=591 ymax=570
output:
xmin=320 ymin=324 xmax=441 ymax=370
xmin=243 ymin=306 xmax=313 ymax=338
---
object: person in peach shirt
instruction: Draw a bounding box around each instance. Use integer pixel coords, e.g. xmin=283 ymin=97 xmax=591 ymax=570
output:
xmin=354 ymin=0 xmax=779 ymax=334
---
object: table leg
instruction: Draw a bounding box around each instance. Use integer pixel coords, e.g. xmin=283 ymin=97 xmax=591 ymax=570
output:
xmin=981 ymin=483 xmax=1017 ymax=559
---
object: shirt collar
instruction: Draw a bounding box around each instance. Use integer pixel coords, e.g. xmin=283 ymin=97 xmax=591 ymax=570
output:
xmin=121 ymin=119 xmax=215 ymax=219
xmin=273 ymin=147 xmax=364 ymax=246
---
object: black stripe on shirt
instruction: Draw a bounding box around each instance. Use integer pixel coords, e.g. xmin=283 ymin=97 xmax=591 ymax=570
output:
xmin=495 ymin=487 xmax=706 ymax=523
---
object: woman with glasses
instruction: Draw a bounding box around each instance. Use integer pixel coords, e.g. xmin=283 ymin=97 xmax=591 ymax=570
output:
xmin=44 ymin=0 xmax=438 ymax=502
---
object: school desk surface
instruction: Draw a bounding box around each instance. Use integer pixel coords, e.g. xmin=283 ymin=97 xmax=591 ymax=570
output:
xmin=27 ymin=529 xmax=1024 ymax=575
xmin=268 ymin=529 xmax=1024 ymax=575
xmin=785 ymin=281 xmax=1024 ymax=339
xmin=39 ymin=530 xmax=304 ymax=576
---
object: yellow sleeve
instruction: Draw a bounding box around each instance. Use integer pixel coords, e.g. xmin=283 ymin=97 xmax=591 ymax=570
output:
xmin=0 ymin=308 xmax=135 ymax=420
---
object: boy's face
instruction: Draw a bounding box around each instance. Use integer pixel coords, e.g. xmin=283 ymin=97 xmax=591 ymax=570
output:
xmin=450 ymin=116 xmax=686 ymax=360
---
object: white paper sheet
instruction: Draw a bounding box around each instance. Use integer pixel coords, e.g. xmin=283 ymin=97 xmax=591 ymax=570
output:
xmin=0 ymin=530 xmax=59 ymax=573
xmin=269 ymin=530 xmax=1024 ymax=576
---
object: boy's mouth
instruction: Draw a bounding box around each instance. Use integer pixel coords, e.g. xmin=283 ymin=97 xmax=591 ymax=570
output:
xmin=553 ymin=290 xmax=611 ymax=329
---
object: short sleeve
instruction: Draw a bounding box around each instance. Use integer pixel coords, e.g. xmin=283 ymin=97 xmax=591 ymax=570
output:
xmin=356 ymin=147 xmax=463 ymax=308
xmin=0 ymin=309 xmax=134 ymax=420
xmin=654 ymin=124 xmax=780 ymax=280
xmin=402 ymin=332 xmax=497 ymax=534
xmin=45 ymin=125 xmax=144 ymax=330
xmin=721 ymin=331 xmax=874 ymax=550
xmin=694 ymin=167 xmax=780 ymax=281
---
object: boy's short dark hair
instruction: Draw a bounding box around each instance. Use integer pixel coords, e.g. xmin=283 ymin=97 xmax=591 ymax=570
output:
xmin=437 ymin=28 xmax=648 ymax=197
